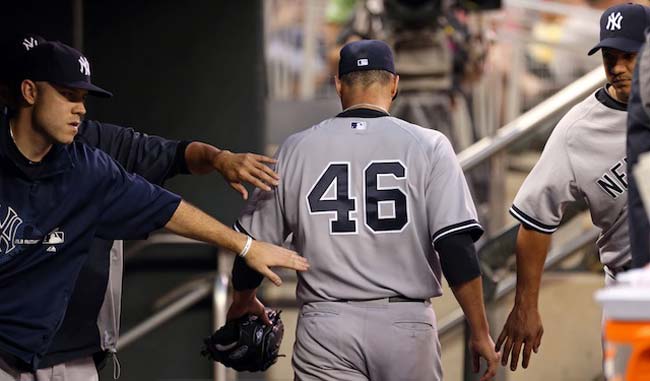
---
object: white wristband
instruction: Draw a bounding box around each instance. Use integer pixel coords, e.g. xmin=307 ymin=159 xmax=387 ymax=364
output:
xmin=239 ymin=236 xmax=253 ymax=258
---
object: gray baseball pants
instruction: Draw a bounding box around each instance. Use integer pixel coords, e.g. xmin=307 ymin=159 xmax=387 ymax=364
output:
xmin=292 ymin=299 xmax=442 ymax=381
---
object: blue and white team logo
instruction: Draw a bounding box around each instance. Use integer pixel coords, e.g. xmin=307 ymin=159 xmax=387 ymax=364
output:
xmin=606 ymin=12 xmax=623 ymax=31
xmin=350 ymin=121 xmax=366 ymax=130
xmin=0 ymin=205 xmax=23 ymax=255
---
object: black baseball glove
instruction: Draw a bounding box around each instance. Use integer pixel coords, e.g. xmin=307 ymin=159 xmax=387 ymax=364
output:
xmin=201 ymin=310 xmax=284 ymax=372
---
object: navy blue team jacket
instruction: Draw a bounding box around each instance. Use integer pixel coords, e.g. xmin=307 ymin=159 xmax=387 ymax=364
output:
xmin=0 ymin=120 xmax=181 ymax=369
xmin=627 ymin=39 xmax=650 ymax=268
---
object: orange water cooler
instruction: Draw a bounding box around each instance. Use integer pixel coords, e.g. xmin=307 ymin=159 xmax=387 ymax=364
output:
xmin=596 ymin=269 xmax=650 ymax=381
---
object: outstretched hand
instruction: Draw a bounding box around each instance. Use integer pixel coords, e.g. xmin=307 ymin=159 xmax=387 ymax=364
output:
xmin=214 ymin=151 xmax=279 ymax=200
xmin=495 ymin=304 xmax=543 ymax=371
xmin=244 ymin=240 xmax=309 ymax=287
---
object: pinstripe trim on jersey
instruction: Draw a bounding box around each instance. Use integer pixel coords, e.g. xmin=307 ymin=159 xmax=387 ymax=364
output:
xmin=509 ymin=205 xmax=558 ymax=234
xmin=432 ymin=219 xmax=484 ymax=245
xmin=234 ymin=221 xmax=256 ymax=240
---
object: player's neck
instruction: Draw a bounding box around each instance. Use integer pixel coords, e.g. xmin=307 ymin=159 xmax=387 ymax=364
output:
xmin=9 ymin=114 xmax=53 ymax=163
xmin=342 ymin=103 xmax=389 ymax=114
xmin=607 ymin=84 xmax=628 ymax=104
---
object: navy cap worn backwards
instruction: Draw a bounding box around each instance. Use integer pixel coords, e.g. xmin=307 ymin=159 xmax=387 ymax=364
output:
xmin=588 ymin=3 xmax=650 ymax=56
xmin=338 ymin=40 xmax=396 ymax=77
xmin=20 ymin=41 xmax=112 ymax=97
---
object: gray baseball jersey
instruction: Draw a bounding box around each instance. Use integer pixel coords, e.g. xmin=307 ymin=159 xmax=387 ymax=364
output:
xmin=510 ymin=87 xmax=629 ymax=268
xmin=236 ymin=109 xmax=482 ymax=305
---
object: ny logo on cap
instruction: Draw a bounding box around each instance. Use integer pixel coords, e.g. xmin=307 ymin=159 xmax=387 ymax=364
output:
xmin=78 ymin=56 xmax=91 ymax=76
xmin=22 ymin=37 xmax=39 ymax=51
xmin=606 ymin=12 xmax=623 ymax=31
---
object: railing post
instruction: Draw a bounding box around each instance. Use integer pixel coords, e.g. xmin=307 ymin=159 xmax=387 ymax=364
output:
xmin=213 ymin=251 xmax=234 ymax=381
xmin=487 ymin=151 xmax=508 ymax=235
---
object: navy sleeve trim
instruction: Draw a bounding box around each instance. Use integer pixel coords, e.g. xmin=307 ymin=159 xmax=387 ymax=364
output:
xmin=234 ymin=221 xmax=256 ymax=239
xmin=175 ymin=140 xmax=192 ymax=175
xmin=432 ymin=219 xmax=483 ymax=246
xmin=509 ymin=205 xmax=558 ymax=234
xmin=437 ymin=232 xmax=481 ymax=287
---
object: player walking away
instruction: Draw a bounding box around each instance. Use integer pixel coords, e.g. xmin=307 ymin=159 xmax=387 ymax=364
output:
xmin=226 ymin=39 xmax=499 ymax=381
xmin=496 ymin=3 xmax=650 ymax=372
xmin=0 ymin=40 xmax=308 ymax=379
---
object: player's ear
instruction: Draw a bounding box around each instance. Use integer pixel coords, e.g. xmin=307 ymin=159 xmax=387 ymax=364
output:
xmin=21 ymin=80 xmax=38 ymax=106
xmin=334 ymin=75 xmax=342 ymax=97
xmin=391 ymin=74 xmax=399 ymax=98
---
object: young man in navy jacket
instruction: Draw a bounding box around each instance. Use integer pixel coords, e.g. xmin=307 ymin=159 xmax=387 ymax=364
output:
xmin=0 ymin=40 xmax=308 ymax=378
xmin=0 ymin=34 xmax=283 ymax=375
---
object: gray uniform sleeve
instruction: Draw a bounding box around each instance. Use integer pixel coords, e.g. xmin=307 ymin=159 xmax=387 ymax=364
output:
xmin=428 ymin=137 xmax=483 ymax=245
xmin=510 ymin=122 xmax=579 ymax=233
xmin=232 ymin=155 xmax=289 ymax=290
xmin=235 ymin=161 xmax=289 ymax=244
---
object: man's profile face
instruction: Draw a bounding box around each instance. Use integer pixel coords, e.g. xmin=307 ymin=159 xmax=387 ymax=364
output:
xmin=31 ymin=82 xmax=87 ymax=145
xmin=602 ymin=47 xmax=638 ymax=103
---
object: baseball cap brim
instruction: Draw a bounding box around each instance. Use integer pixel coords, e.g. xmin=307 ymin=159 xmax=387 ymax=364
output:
xmin=588 ymin=37 xmax=643 ymax=56
xmin=56 ymin=80 xmax=113 ymax=98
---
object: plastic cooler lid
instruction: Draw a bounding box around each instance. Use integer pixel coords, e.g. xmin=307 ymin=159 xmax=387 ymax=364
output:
xmin=595 ymin=268 xmax=650 ymax=320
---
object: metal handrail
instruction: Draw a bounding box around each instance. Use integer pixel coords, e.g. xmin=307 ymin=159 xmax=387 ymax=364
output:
xmin=438 ymin=226 xmax=600 ymax=337
xmin=458 ymin=67 xmax=606 ymax=172
xmin=118 ymin=277 xmax=213 ymax=350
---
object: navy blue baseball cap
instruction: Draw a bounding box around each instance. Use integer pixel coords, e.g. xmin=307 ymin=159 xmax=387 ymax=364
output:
xmin=588 ymin=3 xmax=650 ymax=56
xmin=338 ymin=40 xmax=396 ymax=77
xmin=20 ymin=41 xmax=112 ymax=97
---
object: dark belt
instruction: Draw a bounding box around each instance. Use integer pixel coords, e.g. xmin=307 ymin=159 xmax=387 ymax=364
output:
xmin=388 ymin=296 xmax=426 ymax=303
xmin=341 ymin=296 xmax=426 ymax=303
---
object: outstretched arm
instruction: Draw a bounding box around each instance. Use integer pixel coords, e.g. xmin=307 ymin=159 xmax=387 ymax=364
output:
xmin=496 ymin=225 xmax=550 ymax=370
xmin=165 ymin=200 xmax=308 ymax=286
xmin=185 ymin=142 xmax=279 ymax=200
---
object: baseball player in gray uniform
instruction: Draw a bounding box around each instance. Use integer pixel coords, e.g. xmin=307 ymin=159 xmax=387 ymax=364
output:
xmin=226 ymin=40 xmax=499 ymax=381
xmin=496 ymin=3 xmax=650 ymax=372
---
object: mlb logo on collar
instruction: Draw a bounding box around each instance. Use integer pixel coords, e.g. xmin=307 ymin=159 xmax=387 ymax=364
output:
xmin=351 ymin=121 xmax=367 ymax=130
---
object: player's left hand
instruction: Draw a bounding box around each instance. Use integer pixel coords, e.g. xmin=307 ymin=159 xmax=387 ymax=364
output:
xmin=227 ymin=292 xmax=271 ymax=326
xmin=469 ymin=333 xmax=500 ymax=381
xmin=214 ymin=150 xmax=279 ymax=200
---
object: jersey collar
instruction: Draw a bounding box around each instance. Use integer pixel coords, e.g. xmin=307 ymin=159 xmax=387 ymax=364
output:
xmin=0 ymin=115 xmax=74 ymax=180
xmin=336 ymin=108 xmax=390 ymax=118
xmin=596 ymin=84 xmax=627 ymax=112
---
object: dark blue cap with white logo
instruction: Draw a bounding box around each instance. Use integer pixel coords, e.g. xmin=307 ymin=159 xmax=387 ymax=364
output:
xmin=20 ymin=41 xmax=112 ymax=97
xmin=338 ymin=40 xmax=396 ymax=77
xmin=588 ymin=3 xmax=650 ymax=56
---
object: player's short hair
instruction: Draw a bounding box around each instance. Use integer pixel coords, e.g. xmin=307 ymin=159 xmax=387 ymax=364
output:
xmin=339 ymin=70 xmax=394 ymax=88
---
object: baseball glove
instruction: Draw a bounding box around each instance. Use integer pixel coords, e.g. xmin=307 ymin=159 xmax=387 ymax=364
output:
xmin=201 ymin=310 xmax=284 ymax=372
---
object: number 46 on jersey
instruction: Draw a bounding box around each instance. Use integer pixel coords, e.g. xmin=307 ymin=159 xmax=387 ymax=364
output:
xmin=307 ymin=161 xmax=409 ymax=235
